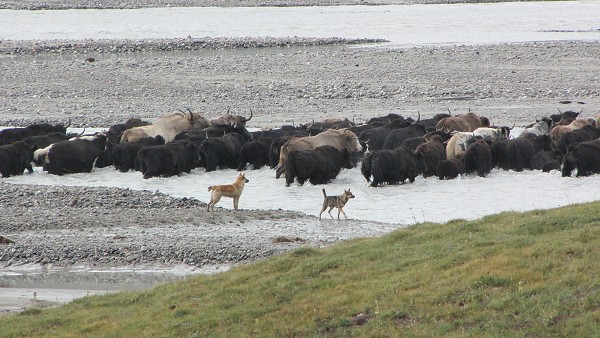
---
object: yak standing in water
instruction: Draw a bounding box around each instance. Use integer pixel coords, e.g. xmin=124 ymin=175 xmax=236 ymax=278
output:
xmin=199 ymin=133 xmax=249 ymax=172
xmin=382 ymin=114 xmax=428 ymax=150
xmin=0 ymin=120 xmax=71 ymax=146
xmin=45 ymin=133 xmax=107 ymax=175
xmin=414 ymin=134 xmax=446 ymax=178
xmin=0 ymin=141 xmax=35 ymax=178
xmin=276 ymin=129 xmax=362 ymax=178
xmin=463 ymin=138 xmax=493 ymax=177
xmin=135 ymin=141 xmax=199 ymax=179
xmin=284 ymin=145 xmax=353 ymax=187
xmin=562 ymin=139 xmax=600 ymax=177
xmin=112 ymin=135 xmax=165 ymax=172
xmin=361 ymin=147 xmax=424 ymax=187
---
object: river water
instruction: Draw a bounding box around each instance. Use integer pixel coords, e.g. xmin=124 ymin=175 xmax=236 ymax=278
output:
xmin=1 ymin=1 xmax=599 ymax=47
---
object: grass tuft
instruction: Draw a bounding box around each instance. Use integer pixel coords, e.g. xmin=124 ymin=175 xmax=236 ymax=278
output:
xmin=18 ymin=308 xmax=42 ymax=316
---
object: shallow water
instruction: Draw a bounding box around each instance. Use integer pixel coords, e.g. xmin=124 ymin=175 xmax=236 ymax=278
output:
xmin=4 ymin=128 xmax=600 ymax=226
xmin=0 ymin=264 xmax=213 ymax=291
xmin=1 ymin=2 xmax=599 ymax=47
xmin=0 ymin=264 xmax=229 ymax=313
xmin=7 ymin=157 xmax=600 ymax=224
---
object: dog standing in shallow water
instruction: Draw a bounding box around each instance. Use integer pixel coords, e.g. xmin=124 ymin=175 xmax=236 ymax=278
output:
xmin=207 ymin=172 xmax=249 ymax=212
xmin=319 ymin=188 xmax=355 ymax=220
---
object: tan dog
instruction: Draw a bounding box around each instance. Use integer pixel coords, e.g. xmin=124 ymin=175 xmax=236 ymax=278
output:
xmin=207 ymin=173 xmax=249 ymax=212
xmin=319 ymin=188 xmax=355 ymax=220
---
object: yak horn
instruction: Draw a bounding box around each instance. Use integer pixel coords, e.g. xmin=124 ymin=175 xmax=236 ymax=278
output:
xmin=411 ymin=111 xmax=421 ymax=125
xmin=244 ymin=109 xmax=253 ymax=122
xmin=509 ymin=123 xmax=515 ymax=130
xmin=65 ymin=117 xmax=72 ymax=128
xmin=185 ymin=108 xmax=194 ymax=124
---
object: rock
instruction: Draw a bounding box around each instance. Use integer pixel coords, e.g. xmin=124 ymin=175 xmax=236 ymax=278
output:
xmin=0 ymin=236 xmax=14 ymax=244
xmin=126 ymin=254 xmax=141 ymax=262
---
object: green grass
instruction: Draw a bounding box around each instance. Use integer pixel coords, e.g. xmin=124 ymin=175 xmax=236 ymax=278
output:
xmin=3 ymin=201 xmax=600 ymax=337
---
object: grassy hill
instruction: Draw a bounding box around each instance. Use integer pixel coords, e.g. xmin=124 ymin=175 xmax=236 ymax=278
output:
xmin=2 ymin=201 xmax=600 ymax=337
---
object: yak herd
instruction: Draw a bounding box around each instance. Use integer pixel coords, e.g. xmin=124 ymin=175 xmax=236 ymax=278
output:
xmin=0 ymin=107 xmax=598 ymax=188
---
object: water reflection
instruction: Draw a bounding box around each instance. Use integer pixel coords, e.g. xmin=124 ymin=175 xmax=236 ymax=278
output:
xmin=0 ymin=264 xmax=228 ymax=295
xmin=1 ymin=270 xmax=186 ymax=291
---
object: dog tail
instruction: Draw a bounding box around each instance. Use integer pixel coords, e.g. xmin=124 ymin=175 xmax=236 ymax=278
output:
xmin=322 ymin=188 xmax=327 ymax=198
xmin=208 ymin=186 xmax=214 ymax=192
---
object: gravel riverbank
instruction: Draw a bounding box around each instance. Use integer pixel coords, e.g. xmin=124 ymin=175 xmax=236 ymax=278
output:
xmin=0 ymin=182 xmax=397 ymax=269
xmin=1 ymin=39 xmax=598 ymax=129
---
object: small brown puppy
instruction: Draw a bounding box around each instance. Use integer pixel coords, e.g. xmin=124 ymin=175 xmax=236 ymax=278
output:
xmin=319 ymin=188 xmax=355 ymax=220
xmin=207 ymin=172 xmax=249 ymax=212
